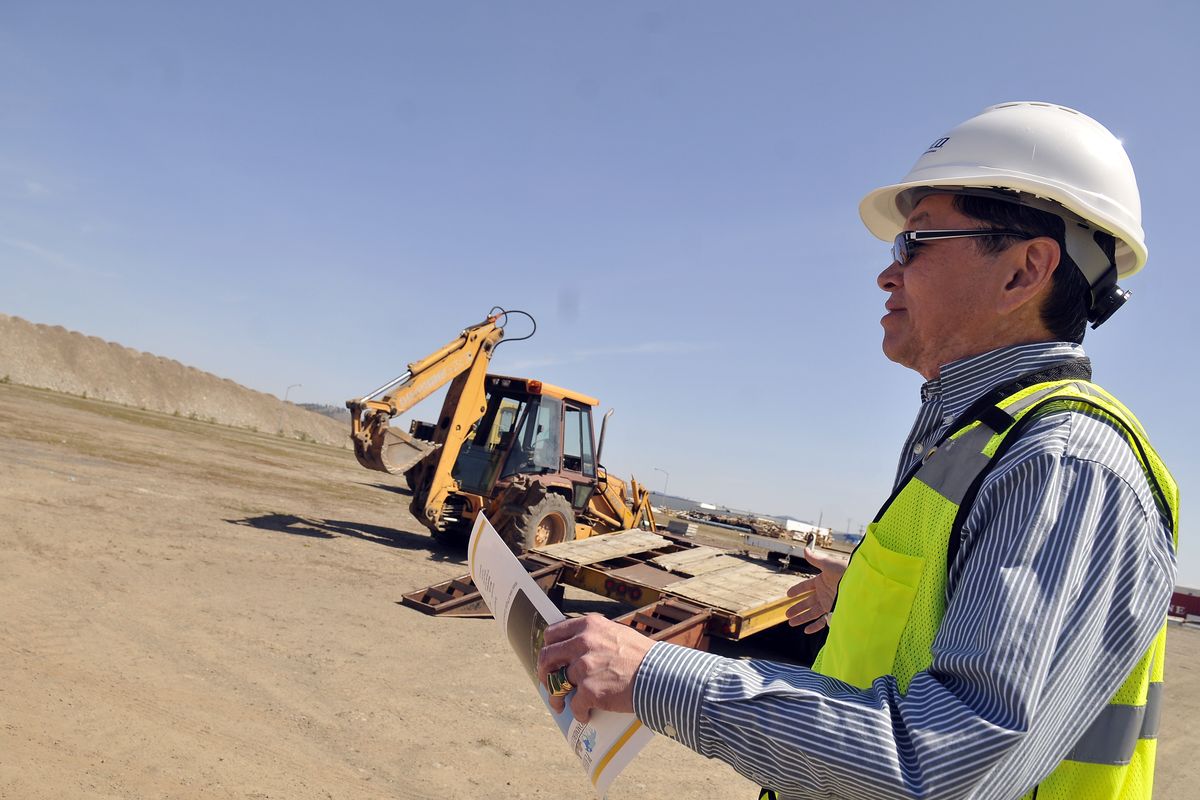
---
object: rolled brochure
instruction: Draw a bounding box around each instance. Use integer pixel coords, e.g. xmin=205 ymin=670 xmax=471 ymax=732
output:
xmin=467 ymin=512 xmax=655 ymax=797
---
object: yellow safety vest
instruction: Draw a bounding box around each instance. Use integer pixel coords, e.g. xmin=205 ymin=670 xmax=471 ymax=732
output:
xmin=763 ymin=375 xmax=1177 ymax=800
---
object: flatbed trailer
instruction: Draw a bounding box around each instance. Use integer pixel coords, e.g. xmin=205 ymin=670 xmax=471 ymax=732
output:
xmin=402 ymin=530 xmax=809 ymax=651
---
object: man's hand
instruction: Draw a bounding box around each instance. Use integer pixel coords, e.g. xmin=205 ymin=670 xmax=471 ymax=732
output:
xmin=784 ymin=545 xmax=849 ymax=634
xmin=535 ymin=614 xmax=655 ymax=723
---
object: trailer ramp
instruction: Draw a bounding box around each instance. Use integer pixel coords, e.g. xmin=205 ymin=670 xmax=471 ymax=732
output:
xmin=401 ymin=530 xmax=802 ymax=647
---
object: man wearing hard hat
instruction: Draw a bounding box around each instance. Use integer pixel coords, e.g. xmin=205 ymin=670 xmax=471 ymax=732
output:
xmin=538 ymin=102 xmax=1178 ymax=799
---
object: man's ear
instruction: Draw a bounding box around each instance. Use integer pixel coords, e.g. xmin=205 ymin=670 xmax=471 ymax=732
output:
xmin=999 ymin=237 xmax=1060 ymax=314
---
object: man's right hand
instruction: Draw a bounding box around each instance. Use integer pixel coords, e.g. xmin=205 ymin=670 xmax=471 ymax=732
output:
xmin=535 ymin=614 xmax=654 ymax=723
xmin=784 ymin=545 xmax=849 ymax=634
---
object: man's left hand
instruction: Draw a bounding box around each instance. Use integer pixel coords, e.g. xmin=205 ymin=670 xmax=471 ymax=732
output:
xmin=536 ymin=614 xmax=655 ymax=723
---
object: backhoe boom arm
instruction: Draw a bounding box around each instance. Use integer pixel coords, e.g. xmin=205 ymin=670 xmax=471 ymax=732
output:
xmin=346 ymin=316 xmax=505 ymax=476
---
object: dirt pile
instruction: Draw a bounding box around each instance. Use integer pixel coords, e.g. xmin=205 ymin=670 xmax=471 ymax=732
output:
xmin=0 ymin=313 xmax=347 ymax=447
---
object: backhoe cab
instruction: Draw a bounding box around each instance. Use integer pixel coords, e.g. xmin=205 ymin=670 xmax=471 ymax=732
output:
xmin=346 ymin=312 xmax=654 ymax=553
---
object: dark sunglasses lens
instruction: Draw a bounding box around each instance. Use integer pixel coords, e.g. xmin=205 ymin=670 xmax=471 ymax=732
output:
xmin=892 ymin=234 xmax=907 ymax=265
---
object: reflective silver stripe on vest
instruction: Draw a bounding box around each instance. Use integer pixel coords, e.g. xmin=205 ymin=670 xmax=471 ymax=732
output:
xmin=916 ymin=384 xmax=1072 ymax=505
xmin=1065 ymin=703 xmax=1144 ymax=766
xmin=1065 ymin=681 xmax=1162 ymax=766
xmin=1063 ymin=628 xmax=1162 ymax=766
xmin=915 ymin=424 xmax=994 ymax=505
xmin=1139 ymin=682 xmax=1163 ymax=740
xmin=1064 ymin=639 xmax=1162 ymax=766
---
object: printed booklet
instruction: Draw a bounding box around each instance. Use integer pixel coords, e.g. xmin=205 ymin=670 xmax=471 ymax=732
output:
xmin=467 ymin=513 xmax=654 ymax=797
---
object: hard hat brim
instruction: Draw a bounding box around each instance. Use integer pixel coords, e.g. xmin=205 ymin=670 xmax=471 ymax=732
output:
xmin=860 ymin=173 xmax=1147 ymax=278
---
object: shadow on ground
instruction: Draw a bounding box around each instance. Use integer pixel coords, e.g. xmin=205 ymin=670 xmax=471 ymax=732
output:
xmin=361 ymin=481 xmax=412 ymax=497
xmin=226 ymin=513 xmax=465 ymax=564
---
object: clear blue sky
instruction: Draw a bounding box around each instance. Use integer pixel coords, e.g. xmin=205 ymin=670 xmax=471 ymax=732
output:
xmin=2 ymin=2 xmax=1197 ymax=582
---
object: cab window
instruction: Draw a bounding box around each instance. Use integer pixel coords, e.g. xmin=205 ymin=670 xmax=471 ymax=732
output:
xmin=562 ymin=404 xmax=595 ymax=477
xmin=500 ymin=396 xmax=563 ymax=478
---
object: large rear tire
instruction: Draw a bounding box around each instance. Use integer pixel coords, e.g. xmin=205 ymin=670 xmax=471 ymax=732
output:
xmin=507 ymin=494 xmax=576 ymax=553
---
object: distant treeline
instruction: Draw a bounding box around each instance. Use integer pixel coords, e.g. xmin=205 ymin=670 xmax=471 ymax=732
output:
xmin=298 ymin=403 xmax=350 ymax=422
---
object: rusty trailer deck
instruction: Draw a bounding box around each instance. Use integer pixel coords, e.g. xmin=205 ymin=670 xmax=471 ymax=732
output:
xmin=401 ymin=530 xmax=806 ymax=649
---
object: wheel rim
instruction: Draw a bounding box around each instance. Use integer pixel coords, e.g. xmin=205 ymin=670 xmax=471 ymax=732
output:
xmin=535 ymin=513 xmax=566 ymax=547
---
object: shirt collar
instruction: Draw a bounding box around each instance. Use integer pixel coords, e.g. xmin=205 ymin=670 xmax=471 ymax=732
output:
xmin=919 ymin=341 xmax=1087 ymax=424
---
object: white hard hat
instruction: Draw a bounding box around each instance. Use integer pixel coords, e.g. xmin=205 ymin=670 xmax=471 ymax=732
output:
xmin=860 ymin=102 xmax=1147 ymax=279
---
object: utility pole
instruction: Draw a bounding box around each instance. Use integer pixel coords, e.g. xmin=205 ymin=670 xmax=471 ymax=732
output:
xmin=278 ymin=383 xmax=301 ymax=434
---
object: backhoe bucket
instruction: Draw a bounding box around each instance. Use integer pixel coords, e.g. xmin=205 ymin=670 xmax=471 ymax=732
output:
xmin=353 ymin=423 xmax=440 ymax=475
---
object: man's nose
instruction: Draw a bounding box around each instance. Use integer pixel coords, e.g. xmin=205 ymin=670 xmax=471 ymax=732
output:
xmin=877 ymin=260 xmax=903 ymax=291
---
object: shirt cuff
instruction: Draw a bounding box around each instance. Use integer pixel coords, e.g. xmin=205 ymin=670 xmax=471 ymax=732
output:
xmin=633 ymin=640 xmax=731 ymax=752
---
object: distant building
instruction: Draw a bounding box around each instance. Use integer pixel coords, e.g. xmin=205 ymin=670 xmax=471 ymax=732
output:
xmin=649 ymin=491 xmax=862 ymax=544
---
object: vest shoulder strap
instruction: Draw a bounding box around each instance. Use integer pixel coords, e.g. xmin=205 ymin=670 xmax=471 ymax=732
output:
xmin=946 ymin=357 xmax=1092 ymax=436
xmin=946 ymin=388 xmax=1176 ymax=577
xmin=873 ymin=358 xmax=1092 ymax=525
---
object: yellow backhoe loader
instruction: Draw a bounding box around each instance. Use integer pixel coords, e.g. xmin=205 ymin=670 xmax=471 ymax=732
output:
xmin=346 ymin=310 xmax=656 ymax=552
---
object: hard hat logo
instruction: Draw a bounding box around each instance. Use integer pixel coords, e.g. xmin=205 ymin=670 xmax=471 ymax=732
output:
xmin=923 ymin=137 xmax=950 ymax=155
xmin=862 ymin=102 xmax=1148 ymax=284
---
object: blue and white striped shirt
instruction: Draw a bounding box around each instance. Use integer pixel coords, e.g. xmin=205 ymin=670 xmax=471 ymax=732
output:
xmin=633 ymin=342 xmax=1176 ymax=799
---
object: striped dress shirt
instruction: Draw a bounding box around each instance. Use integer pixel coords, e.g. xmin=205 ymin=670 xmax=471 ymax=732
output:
xmin=632 ymin=342 xmax=1176 ymax=799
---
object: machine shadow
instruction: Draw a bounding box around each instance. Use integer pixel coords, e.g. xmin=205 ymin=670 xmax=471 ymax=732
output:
xmin=361 ymin=481 xmax=412 ymax=497
xmin=225 ymin=513 xmax=466 ymax=564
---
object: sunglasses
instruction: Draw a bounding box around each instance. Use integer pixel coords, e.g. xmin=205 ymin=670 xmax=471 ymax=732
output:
xmin=892 ymin=229 xmax=1034 ymax=265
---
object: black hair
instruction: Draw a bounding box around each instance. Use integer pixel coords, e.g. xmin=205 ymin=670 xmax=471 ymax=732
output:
xmin=951 ymin=194 xmax=1112 ymax=344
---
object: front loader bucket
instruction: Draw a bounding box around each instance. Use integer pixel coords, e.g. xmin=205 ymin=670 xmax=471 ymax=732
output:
xmin=353 ymin=423 xmax=440 ymax=475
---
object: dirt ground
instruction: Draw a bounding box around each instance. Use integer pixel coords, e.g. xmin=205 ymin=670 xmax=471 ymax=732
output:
xmin=1 ymin=381 xmax=1196 ymax=799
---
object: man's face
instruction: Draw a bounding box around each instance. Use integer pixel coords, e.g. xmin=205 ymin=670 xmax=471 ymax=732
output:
xmin=876 ymin=194 xmax=1011 ymax=380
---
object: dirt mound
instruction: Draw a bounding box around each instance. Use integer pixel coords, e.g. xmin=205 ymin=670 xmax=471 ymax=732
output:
xmin=0 ymin=313 xmax=348 ymax=447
